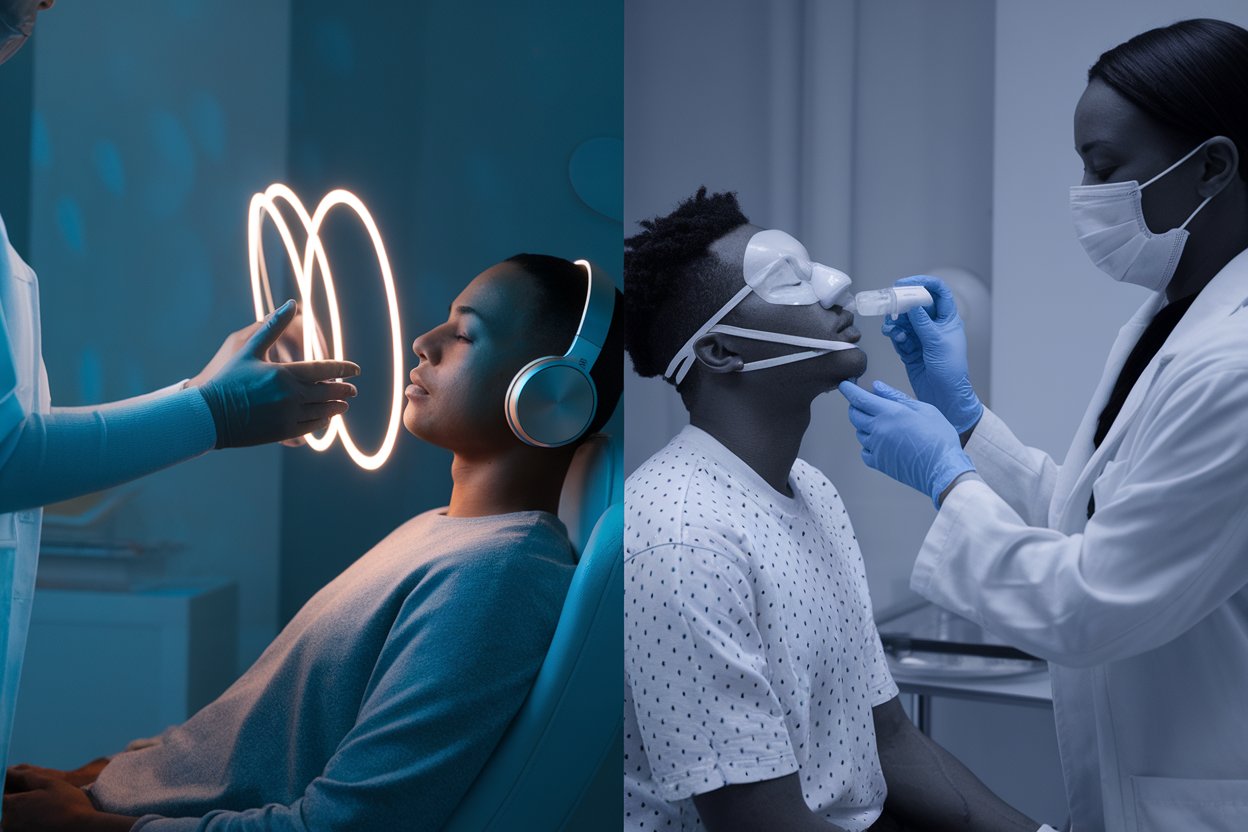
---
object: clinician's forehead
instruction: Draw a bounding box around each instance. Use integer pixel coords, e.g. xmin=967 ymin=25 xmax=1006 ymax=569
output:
xmin=1073 ymin=78 xmax=1175 ymax=155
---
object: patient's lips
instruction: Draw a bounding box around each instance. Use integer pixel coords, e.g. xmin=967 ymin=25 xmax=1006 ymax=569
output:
xmin=834 ymin=311 xmax=860 ymax=343
xmin=407 ymin=368 xmax=429 ymax=398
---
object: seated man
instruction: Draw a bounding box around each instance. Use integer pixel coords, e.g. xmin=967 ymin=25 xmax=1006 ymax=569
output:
xmin=622 ymin=188 xmax=1044 ymax=831
xmin=1 ymin=253 xmax=624 ymax=832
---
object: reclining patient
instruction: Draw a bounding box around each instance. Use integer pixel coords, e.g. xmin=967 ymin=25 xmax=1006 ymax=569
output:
xmin=623 ymin=189 xmax=1041 ymax=831
xmin=1 ymin=253 xmax=624 ymax=832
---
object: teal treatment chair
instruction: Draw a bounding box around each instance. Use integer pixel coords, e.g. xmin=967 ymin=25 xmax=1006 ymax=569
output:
xmin=442 ymin=433 xmax=623 ymax=831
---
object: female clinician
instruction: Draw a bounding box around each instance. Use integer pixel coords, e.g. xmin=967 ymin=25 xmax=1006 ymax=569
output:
xmin=0 ymin=0 xmax=359 ymax=784
xmin=840 ymin=18 xmax=1248 ymax=832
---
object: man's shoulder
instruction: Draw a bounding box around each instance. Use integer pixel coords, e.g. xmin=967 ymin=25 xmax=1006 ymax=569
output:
xmin=791 ymin=457 xmax=843 ymax=504
xmin=626 ymin=434 xmax=717 ymax=511
xmin=377 ymin=511 xmax=575 ymax=588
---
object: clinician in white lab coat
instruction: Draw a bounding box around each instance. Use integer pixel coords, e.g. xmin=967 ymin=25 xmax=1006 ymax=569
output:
xmin=0 ymin=0 xmax=360 ymax=794
xmin=840 ymin=18 xmax=1248 ymax=832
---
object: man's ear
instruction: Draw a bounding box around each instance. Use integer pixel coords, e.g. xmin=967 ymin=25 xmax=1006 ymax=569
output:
xmin=693 ymin=333 xmax=745 ymax=374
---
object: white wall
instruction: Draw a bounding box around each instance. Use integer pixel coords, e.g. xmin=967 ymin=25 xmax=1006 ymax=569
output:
xmin=31 ymin=0 xmax=292 ymax=671
xmin=623 ymin=0 xmax=823 ymax=470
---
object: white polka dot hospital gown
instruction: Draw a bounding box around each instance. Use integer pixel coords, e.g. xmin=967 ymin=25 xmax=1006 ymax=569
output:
xmin=624 ymin=425 xmax=898 ymax=831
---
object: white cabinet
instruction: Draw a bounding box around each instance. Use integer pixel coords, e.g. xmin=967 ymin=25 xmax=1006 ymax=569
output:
xmin=9 ymin=582 xmax=237 ymax=770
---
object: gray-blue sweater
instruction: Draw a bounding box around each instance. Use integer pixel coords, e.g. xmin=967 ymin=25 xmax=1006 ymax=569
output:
xmin=87 ymin=509 xmax=575 ymax=831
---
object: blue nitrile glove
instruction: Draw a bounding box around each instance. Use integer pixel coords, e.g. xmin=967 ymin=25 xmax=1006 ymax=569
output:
xmin=880 ymin=275 xmax=983 ymax=434
xmin=197 ymin=300 xmax=361 ymax=448
xmin=839 ymin=379 xmax=975 ymax=509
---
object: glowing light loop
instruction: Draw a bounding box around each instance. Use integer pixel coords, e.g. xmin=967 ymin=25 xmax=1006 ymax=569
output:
xmin=247 ymin=183 xmax=404 ymax=471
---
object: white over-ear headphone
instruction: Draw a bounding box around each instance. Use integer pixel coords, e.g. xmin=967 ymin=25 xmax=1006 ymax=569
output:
xmin=505 ymin=259 xmax=616 ymax=448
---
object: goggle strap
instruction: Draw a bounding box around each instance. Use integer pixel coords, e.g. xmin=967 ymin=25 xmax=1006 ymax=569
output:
xmin=710 ymin=324 xmax=859 ymax=351
xmin=663 ymin=284 xmax=754 ymax=383
xmin=740 ymin=350 xmax=830 ymax=372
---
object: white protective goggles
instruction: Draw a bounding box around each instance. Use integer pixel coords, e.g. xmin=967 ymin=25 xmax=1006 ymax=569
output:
xmin=664 ymin=229 xmax=858 ymax=384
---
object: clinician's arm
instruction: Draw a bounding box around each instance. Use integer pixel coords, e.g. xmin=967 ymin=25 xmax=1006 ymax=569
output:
xmin=954 ymin=407 xmax=1060 ymax=527
xmin=872 ymin=697 xmax=1039 ymax=831
xmin=0 ymin=387 xmax=217 ymax=514
xmin=915 ymin=359 xmax=1248 ymax=667
xmin=50 ymin=380 xmax=192 ymax=415
xmin=0 ymin=303 xmax=357 ymax=514
xmin=883 ymin=276 xmax=1058 ymax=525
xmin=692 ymin=775 xmax=850 ymax=832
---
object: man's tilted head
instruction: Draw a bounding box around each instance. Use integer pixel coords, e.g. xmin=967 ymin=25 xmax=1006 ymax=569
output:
xmin=625 ymin=187 xmax=865 ymax=411
xmin=405 ymin=253 xmax=623 ymax=457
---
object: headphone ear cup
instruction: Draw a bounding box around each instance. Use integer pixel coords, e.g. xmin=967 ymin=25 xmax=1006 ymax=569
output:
xmin=506 ymin=358 xmax=598 ymax=448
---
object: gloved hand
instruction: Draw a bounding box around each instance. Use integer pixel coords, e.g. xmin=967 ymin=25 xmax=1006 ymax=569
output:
xmin=839 ymin=379 xmax=975 ymax=509
xmin=880 ymin=275 xmax=983 ymax=434
xmin=190 ymin=305 xmax=331 ymax=447
xmin=196 ymin=300 xmax=361 ymax=449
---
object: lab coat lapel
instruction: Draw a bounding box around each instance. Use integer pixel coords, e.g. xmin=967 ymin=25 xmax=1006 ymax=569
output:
xmin=1052 ymin=249 xmax=1248 ymax=531
xmin=1048 ymin=297 xmax=1160 ymax=529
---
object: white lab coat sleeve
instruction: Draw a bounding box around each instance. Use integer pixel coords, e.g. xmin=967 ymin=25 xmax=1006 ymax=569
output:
xmin=912 ymin=365 xmax=1248 ymax=668
xmin=0 ymin=387 xmax=216 ymax=514
xmin=961 ymin=406 xmax=1060 ymax=527
xmin=0 ymin=291 xmax=25 ymax=455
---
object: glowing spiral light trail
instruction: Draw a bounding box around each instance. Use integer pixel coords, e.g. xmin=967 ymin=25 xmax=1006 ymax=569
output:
xmin=247 ymin=183 xmax=404 ymax=471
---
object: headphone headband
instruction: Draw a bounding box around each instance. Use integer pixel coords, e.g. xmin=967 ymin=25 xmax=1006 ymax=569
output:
xmin=564 ymin=259 xmax=616 ymax=370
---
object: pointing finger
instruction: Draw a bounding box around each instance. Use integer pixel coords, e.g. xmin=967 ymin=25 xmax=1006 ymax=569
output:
xmin=245 ymin=300 xmax=297 ymax=357
xmin=285 ymin=360 xmax=362 ymax=382
xmin=309 ymin=381 xmax=358 ymax=401
xmin=838 ymin=380 xmax=890 ymax=416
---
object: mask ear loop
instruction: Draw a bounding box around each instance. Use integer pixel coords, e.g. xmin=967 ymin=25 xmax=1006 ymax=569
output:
xmin=1140 ymin=141 xmax=1208 ymax=189
xmin=1139 ymin=141 xmax=1217 ymax=232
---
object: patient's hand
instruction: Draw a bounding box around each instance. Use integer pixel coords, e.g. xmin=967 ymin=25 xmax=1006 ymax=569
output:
xmin=1 ymin=770 xmax=135 ymax=832
xmin=65 ymin=757 xmax=111 ymax=787
xmin=6 ymin=757 xmax=110 ymax=789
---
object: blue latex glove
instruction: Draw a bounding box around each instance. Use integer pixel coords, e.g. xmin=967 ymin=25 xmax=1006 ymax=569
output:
xmin=197 ymin=300 xmax=361 ymax=448
xmin=880 ymin=275 xmax=983 ymax=434
xmin=839 ymin=379 xmax=975 ymax=509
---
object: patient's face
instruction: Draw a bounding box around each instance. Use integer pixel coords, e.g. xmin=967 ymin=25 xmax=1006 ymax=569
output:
xmin=709 ymin=224 xmax=867 ymax=390
xmin=405 ymin=263 xmax=566 ymax=455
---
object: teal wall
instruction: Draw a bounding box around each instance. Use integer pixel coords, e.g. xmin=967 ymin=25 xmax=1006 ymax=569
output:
xmin=0 ymin=28 xmax=33 ymax=255
xmin=279 ymin=0 xmax=624 ymax=622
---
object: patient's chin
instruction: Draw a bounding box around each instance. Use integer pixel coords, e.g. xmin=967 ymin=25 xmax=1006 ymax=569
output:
xmin=829 ymin=348 xmax=867 ymax=385
xmin=402 ymin=403 xmax=430 ymax=441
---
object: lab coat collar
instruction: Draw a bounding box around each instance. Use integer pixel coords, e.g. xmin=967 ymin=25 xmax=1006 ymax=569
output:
xmin=1054 ymin=246 xmax=1248 ymax=528
xmin=1162 ymin=244 xmax=1248 ymax=353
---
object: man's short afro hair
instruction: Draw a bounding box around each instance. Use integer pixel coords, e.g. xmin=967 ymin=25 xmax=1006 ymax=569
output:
xmin=623 ymin=188 xmax=749 ymax=383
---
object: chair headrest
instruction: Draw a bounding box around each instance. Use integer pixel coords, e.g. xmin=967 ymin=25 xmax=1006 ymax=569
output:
xmin=557 ymin=433 xmax=617 ymax=557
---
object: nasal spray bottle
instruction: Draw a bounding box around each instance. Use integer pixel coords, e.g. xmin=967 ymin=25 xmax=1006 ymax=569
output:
xmin=849 ymin=286 xmax=933 ymax=319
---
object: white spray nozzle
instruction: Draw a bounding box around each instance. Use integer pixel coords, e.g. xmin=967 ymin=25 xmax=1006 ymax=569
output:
xmin=853 ymin=286 xmax=933 ymax=319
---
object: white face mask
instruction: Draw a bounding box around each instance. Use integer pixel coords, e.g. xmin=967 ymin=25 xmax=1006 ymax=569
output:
xmin=1070 ymin=141 xmax=1215 ymax=291
xmin=663 ymin=229 xmax=858 ymax=385
xmin=0 ymin=0 xmax=39 ymax=65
